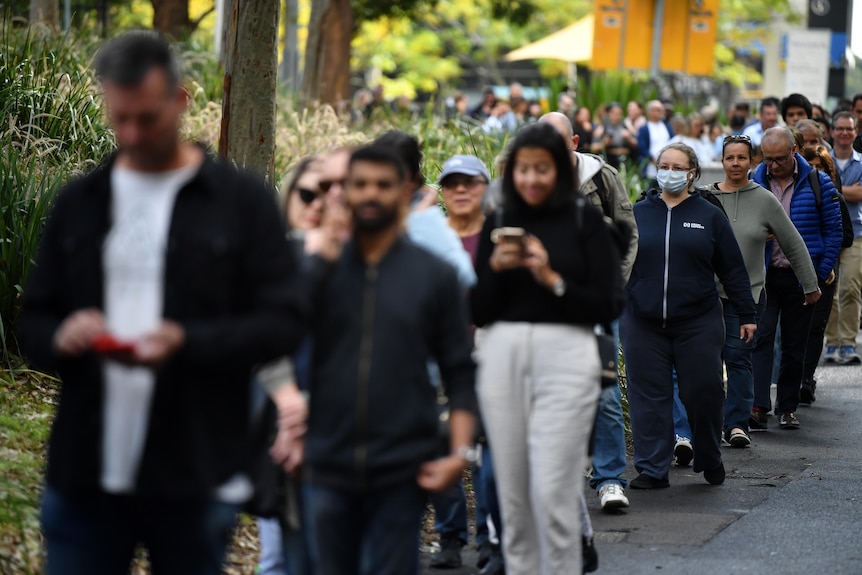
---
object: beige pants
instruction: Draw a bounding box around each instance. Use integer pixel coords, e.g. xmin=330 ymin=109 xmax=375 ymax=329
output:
xmin=825 ymin=237 xmax=862 ymax=347
xmin=476 ymin=322 xmax=600 ymax=575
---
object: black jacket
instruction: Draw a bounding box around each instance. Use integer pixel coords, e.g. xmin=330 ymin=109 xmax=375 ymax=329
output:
xmin=305 ymin=238 xmax=476 ymax=491
xmin=16 ymin=153 xmax=307 ymax=499
xmin=472 ymin=199 xmax=625 ymax=327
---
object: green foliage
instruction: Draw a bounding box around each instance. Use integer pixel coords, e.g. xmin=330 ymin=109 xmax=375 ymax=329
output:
xmin=0 ymin=362 xmax=57 ymax=574
xmin=0 ymin=146 xmax=65 ymax=364
xmin=353 ymin=0 xmax=589 ymax=97
xmin=576 ymin=72 xmax=658 ymax=117
xmin=0 ymin=25 xmax=114 ymax=361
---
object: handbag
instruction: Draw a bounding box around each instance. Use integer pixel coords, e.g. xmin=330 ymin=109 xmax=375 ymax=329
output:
xmin=595 ymin=323 xmax=619 ymax=388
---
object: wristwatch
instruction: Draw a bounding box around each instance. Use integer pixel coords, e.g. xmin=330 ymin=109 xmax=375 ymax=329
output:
xmin=552 ymin=277 xmax=567 ymax=297
xmin=453 ymin=445 xmax=479 ymax=464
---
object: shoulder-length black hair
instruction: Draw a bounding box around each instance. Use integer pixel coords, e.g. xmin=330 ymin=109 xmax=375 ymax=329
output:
xmin=501 ymin=122 xmax=578 ymax=212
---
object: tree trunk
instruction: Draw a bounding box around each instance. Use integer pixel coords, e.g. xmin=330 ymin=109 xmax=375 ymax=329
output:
xmin=152 ymin=0 xmax=191 ymax=39
xmin=301 ymin=0 xmax=353 ymax=108
xmin=280 ymin=0 xmax=300 ymax=93
xmin=30 ymin=0 xmax=59 ymax=29
xmin=218 ymin=0 xmax=279 ymax=187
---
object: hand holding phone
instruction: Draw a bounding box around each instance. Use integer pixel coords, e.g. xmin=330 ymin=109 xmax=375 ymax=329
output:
xmin=490 ymin=227 xmax=526 ymax=272
xmin=91 ymin=333 xmax=137 ymax=354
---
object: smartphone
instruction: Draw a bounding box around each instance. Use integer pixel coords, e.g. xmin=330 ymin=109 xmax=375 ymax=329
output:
xmin=491 ymin=226 xmax=526 ymax=245
xmin=92 ymin=334 xmax=137 ymax=354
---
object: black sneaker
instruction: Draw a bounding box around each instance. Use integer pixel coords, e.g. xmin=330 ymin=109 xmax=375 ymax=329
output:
xmin=629 ymin=473 xmax=670 ymax=489
xmin=479 ymin=551 xmax=505 ymax=575
xmin=476 ymin=540 xmax=493 ymax=569
xmin=749 ymin=406 xmax=768 ymax=431
xmin=703 ymin=462 xmax=726 ymax=485
xmin=582 ymin=536 xmax=599 ymax=573
xmin=429 ymin=537 xmax=463 ymax=569
xmin=778 ymin=412 xmax=800 ymax=430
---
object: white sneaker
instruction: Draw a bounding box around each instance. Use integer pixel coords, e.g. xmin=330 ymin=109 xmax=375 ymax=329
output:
xmin=598 ymin=483 xmax=630 ymax=511
xmin=673 ymin=437 xmax=693 ymax=467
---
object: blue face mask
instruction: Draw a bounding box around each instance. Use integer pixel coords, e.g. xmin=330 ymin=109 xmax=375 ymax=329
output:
xmin=657 ymin=169 xmax=691 ymax=195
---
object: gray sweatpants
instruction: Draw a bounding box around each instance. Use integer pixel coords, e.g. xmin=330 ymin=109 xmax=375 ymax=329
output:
xmin=476 ymin=322 xmax=600 ymax=575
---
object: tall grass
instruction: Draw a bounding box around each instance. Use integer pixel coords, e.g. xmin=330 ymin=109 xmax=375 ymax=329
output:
xmin=0 ymin=24 xmax=114 ymax=362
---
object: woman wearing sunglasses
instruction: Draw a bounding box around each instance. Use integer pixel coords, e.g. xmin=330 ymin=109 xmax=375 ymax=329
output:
xmin=253 ymin=155 xmax=327 ymax=575
xmin=709 ymin=135 xmax=818 ymax=445
xmin=284 ymin=156 xmax=325 ymax=234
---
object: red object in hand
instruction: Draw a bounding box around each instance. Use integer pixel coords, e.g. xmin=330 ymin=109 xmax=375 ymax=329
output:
xmin=91 ymin=333 xmax=136 ymax=354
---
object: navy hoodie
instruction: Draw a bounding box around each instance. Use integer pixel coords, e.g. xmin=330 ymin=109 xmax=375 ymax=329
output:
xmin=628 ymin=191 xmax=755 ymax=326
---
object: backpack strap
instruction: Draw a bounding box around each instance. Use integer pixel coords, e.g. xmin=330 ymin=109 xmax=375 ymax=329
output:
xmin=808 ymin=169 xmax=822 ymax=208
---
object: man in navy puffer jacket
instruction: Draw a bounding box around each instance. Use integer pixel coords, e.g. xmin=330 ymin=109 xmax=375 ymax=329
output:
xmin=750 ymin=127 xmax=839 ymax=430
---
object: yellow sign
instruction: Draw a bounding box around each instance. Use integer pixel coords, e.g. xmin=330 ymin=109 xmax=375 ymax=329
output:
xmin=592 ymin=0 xmax=719 ymax=76
xmin=592 ymin=0 xmax=626 ymax=70
xmin=621 ymin=0 xmax=654 ymax=70
xmin=659 ymin=0 xmax=689 ymax=72
xmin=684 ymin=0 xmax=719 ymax=76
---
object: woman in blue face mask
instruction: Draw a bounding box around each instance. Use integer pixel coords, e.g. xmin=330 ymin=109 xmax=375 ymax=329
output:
xmin=620 ymin=143 xmax=756 ymax=489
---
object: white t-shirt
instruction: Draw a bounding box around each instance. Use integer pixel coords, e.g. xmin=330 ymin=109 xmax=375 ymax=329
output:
xmin=836 ymin=157 xmax=850 ymax=171
xmin=101 ymin=164 xmax=195 ymax=494
xmin=647 ymin=121 xmax=671 ymax=178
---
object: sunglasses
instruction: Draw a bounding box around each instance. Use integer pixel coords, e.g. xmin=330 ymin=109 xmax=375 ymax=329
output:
xmin=318 ymin=178 xmax=347 ymax=193
xmin=297 ymin=187 xmax=322 ymax=204
xmin=723 ymin=134 xmax=752 ymax=146
xmin=441 ymin=176 xmax=488 ymax=190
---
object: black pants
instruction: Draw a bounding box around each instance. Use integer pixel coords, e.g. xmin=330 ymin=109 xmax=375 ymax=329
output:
xmin=620 ymin=301 xmax=725 ymax=479
xmin=753 ymin=267 xmax=815 ymax=414
xmin=802 ymin=274 xmax=836 ymax=382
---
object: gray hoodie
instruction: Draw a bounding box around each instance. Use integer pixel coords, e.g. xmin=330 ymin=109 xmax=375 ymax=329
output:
xmin=710 ymin=181 xmax=818 ymax=300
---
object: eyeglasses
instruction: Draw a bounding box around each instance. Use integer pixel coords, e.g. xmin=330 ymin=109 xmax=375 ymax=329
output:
xmin=297 ymin=187 xmax=322 ymax=204
xmin=441 ymin=176 xmax=488 ymax=190
xmin=762 ymin=153 xmax=793 ymax=166
xmin=723 ymin=134 xmax=752 ymax=144
xmin=656 ymin=165 xmax=692 ymax=172
xmin=833 ymin=127 xmax=856 ymax=133
xmin=318 ymin=178 xmax=347 ymax=193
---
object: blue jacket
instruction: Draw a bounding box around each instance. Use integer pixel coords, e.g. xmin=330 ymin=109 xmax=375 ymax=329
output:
xmin=628 ymin=192 xmax=755 ymax=325
xmin=752 ymin=153 xmax=842 ymax=281
xmin=637 ymin=121 xmax=675 ymax=161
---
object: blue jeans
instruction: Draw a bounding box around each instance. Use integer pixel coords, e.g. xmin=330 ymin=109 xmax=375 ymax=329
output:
xmin=430 ymin=482 xmax=469 ymax=544
xmin=723 ymin=296 xmax=765 ymax=434
xmin=476 ymin=446 xmax=502 ymax=544
xmin=256 ymin=515 xmax=314 ymax=575
xmin=672 ymin=370 xmax=693 ymax=440
xmin=41 ymin=486 xmax=239 ymax=575
xmin=589 ymin=320 xmax=629 ymax=491
xmin=304 ymin=479 xmax=426 ymax=575
xmin=257 ymin=517 xmax=287 ymax=575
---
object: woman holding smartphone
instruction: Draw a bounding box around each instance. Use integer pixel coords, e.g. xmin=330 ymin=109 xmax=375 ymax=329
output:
xmin=471 ymin=122 xmax=624 ymax=575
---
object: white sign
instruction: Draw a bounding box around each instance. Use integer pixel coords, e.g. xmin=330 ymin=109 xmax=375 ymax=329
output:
xmin=784 ymin=29 xmax=831 ymax=105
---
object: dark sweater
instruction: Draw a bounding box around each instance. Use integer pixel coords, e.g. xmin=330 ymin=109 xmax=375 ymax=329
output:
xmin=628 ymin=191 xmax=755 ymax=325
xmin=471 ymin=200 xmax=624 ymax=327
xmin=305 ymin=238 xmax=476 ymax=491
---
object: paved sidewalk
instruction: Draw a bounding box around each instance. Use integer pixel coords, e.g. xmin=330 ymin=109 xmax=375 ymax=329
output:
xmin=421 ymin=363 xmax=862 ymax=574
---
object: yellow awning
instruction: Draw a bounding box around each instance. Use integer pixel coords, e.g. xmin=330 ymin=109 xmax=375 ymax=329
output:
xmin=504 ymin=14 xmax=593 ymax=63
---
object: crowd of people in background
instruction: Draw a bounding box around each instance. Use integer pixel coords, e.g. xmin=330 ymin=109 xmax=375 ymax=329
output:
xmin=19 ymin=31 xmax=862 ymax=575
